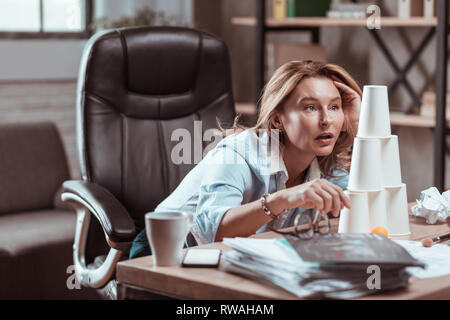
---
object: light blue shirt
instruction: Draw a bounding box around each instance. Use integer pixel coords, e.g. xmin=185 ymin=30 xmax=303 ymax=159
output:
xmin=155 ymin=128 xmax=349 ymax=245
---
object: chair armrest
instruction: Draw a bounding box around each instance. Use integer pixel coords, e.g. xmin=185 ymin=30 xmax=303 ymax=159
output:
xmin=61 ymin=180 xmax=137 ymax=288
xmin=62 ymin=180 xmax=136 ymax=244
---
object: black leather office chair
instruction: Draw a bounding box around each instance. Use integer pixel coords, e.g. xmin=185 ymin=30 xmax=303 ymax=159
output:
xmin=61 ymin=26 xmax=236 ymax=296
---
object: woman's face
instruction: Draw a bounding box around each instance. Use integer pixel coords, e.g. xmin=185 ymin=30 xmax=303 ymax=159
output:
xmin=275 ymin=76 xmax=345 ymax=157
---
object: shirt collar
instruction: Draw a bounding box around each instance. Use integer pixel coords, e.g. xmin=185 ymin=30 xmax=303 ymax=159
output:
xmin=276 ymin=155 xmax=322 ymax=186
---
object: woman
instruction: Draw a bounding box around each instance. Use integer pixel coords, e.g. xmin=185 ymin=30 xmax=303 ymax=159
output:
xmin=130 ymin=60 xmax=362 ymax=259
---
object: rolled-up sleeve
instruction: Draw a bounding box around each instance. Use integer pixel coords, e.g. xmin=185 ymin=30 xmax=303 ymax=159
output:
xmin=191 ymin=147 xmax=250 ymax=244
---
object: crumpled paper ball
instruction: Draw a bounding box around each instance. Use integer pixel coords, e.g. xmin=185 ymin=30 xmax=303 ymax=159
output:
xmin=411 ymin=187 xmax=450 ymax=224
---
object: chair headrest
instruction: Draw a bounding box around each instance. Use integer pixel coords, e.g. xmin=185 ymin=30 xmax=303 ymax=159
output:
xmin=78 ymin=26 xmax=233 ymax=120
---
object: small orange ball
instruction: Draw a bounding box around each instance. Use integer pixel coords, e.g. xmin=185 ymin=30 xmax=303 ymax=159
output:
xmin=421 ymin=238 xmax=433 ymax=247
xmin=370 ymin=226 xmax=389 ymax=237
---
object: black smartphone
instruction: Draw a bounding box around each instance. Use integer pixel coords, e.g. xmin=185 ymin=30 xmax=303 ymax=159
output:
xmin=182 ymin=248 xmax=221 ymax=268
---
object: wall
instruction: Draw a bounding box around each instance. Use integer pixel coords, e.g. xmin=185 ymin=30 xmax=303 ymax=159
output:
xmin=0 ymin=81 xmax=79 ymax=177
xmin=0 ymin=40 xmax=85 ymax=81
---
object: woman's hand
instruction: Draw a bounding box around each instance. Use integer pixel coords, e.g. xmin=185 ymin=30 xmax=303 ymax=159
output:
xmin=271 ymin=178 xmax=351 ymax=217
xmin=333 ymin=80 xmax=361 ymax=127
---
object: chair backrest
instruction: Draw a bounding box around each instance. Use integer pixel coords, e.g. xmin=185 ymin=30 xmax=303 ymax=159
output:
xmin=77 ymin=26 xmax=236 ymax=230
xmin=0 ymin=122 xmax=70 ymax=215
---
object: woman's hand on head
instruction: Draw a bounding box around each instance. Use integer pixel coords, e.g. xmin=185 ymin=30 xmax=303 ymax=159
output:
xmin=278 ymin=178 xmax=351 ymax=217
xmin=333 ymin=80 xmax=361 ymax=126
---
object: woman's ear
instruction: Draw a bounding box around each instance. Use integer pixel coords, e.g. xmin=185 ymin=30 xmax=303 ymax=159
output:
xmin=272 ymin=112 xmax=284 ymax=132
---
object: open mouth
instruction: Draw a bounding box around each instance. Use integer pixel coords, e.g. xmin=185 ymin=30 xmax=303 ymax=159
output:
xmin=315 ymin=132 xmax=334 ymax=141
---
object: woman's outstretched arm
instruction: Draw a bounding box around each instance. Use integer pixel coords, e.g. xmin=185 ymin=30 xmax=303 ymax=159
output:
xmin=215 ymin=178 xmax=351 ymax=242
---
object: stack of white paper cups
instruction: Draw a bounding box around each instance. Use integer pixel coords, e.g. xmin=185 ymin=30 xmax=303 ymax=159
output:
xmin=339 ymin=85 xmax=410 ymax=236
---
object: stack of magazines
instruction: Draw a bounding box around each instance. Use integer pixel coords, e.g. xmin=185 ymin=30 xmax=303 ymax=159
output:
xmin=222 ymin=234 xmax=424 ymax=299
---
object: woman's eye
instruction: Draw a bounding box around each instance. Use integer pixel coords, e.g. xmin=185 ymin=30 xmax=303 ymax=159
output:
xmin=304 ymin=105 xmax=316 ymax=111
xmin=330 ymin=105 xmax=340 ymax=111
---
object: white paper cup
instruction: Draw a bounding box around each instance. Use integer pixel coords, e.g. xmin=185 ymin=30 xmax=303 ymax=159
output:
xmin=357 ymin=85 xmax=392 ymax=138
xmin=145 ymin=211 xmax=190 ymax=266
xmin=380 ymin=135 xmax=402 ymax=187
xmin=348 ymin=138 xmax=383 ymax=191
xmin=385 ymin=184 xmax=410 ymax=236
xmin=366 ymin=189 xmax=388 ymax=231
xmin=338 ymin=191 xmax=371 ymax=233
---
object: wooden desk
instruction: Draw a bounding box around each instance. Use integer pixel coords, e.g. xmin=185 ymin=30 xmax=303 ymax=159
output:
xmin=116 ymin=206 xmax=450 ymax=300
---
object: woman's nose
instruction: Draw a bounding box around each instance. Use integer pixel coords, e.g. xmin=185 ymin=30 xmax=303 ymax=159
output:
xmin=319 ymin=110 xmax=332 ymax=127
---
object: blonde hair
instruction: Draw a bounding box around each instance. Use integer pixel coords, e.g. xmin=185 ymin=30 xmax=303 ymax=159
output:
xmin=222 ymin=60 xmax=362 ymax=176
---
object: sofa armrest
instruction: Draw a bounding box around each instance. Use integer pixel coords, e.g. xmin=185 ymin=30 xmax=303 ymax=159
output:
xmin=62 ymin=180 xmax=136 ymax=243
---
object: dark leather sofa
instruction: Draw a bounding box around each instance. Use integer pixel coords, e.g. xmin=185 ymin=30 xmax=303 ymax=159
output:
xmin=0 ymin=122 xmax=99 ymax=299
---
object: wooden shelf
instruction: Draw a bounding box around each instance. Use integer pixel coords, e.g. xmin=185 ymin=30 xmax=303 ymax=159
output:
xmin=231 ymin=16 xmax=438 ymax=28
xmin=390 ymin=112 xmax=450 ymax=128
xmin=235 ymin=103 xmax=450 ymax=128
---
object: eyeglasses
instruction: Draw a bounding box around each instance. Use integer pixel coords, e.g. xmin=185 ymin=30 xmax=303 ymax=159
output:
xmin=269 ymin=210 xmax=330 ymax=240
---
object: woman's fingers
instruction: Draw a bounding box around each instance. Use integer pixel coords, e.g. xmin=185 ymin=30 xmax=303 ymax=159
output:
xmin=302 ymin=190 xmax=324 ymax=211
xmin=320 ymin=183 xmax=342 ymax=217
xmin=312 ymin=186 xmax=333 ymax=214
xmin=315 ymin=180 xmax=351 ymax=217
xmin=322 ymin=179 xmax=351 ymax=209
xmin=314 ymin=181 xmax=339 ymax=215
xmin=333 ymin=80 xmax=358 ymax=97
xmin=333 ymin=81 xmax=361 ymax=112
xmin=292 ymin=179 xmax=351 ymax=215
xmin=334 ymin=187 xmax=351 ymax=209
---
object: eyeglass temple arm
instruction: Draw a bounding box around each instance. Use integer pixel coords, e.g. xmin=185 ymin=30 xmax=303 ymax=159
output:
xmin=312 ymin=209 xmax=323 ymax=225
xmin=268 ymin=223 xmax=312 ymax=235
